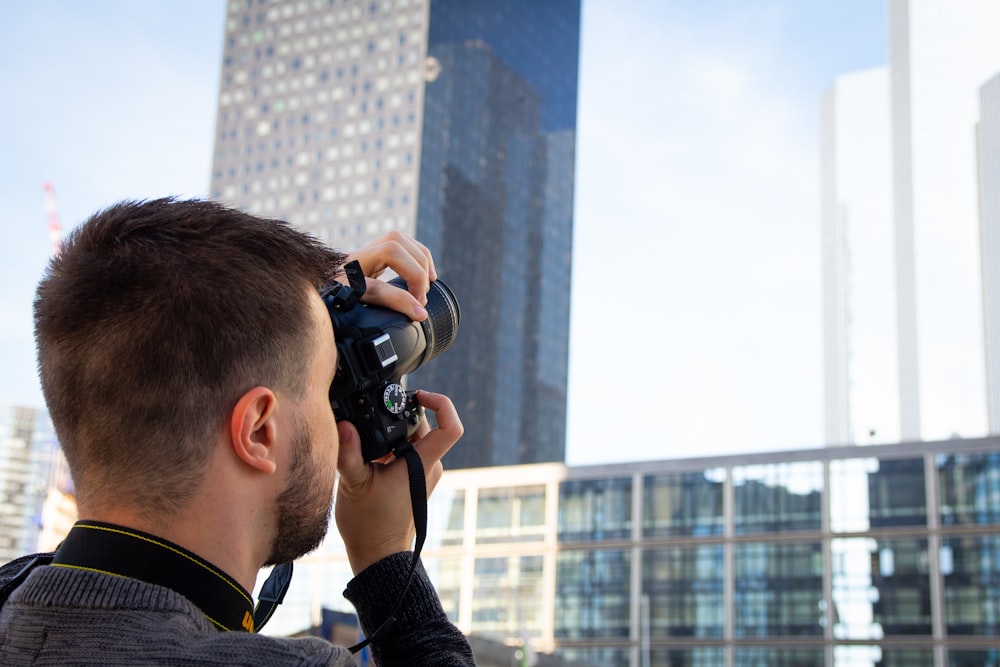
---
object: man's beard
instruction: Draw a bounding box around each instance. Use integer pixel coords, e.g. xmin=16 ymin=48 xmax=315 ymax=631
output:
xmin=264 ymin=421 xmax=334 ymax=566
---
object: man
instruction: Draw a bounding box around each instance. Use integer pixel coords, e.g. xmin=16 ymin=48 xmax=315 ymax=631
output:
xmin=0 ymin=198 xmax=475 ymax=666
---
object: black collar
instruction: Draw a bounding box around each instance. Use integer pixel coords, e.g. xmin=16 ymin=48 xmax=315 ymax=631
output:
xmin=53 ymin=521 xmax=255 ymax=632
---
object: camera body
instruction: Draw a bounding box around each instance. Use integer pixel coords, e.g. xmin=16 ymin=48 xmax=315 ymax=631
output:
xmin=323 ymin=271 xmax=460 ymax=462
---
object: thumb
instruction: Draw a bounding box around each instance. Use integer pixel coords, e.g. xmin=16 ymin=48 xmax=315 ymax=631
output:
xmin=336 ymin=421 xmax=369 ymax=489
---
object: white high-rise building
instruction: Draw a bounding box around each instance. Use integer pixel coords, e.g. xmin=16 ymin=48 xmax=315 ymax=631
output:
xmin=980 ymin=72 xmax=1000 ymax=433
xmin=889 ymin=0 xmax=1000 ymax=441
xmin=821 ymin=67 xmax=898 ymax=446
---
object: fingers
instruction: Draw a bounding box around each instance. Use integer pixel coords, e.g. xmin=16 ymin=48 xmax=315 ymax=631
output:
xmin=335 ymin=420 xmax=371 ymax=489
xmin=410 ymin=390 xmax=463 ymax=467
xmin=347 ymin=230 xmax=436 ymax=304
xmin=361 ymin=277 xmax=429 ymax=322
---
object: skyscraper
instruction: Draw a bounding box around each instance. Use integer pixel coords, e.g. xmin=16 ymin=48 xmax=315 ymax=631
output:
xmin=820 ymin=67 xmax=898 ymax=446
xmin=980 ymin=72 xmax=1000 ymax=433
xmin=210 ymin=0 xmax=580 ymax=468
xmin=889 ymin=0 xmax=1000 ymax=441
xmin=0 ymin=405 xmax=58 ymax=562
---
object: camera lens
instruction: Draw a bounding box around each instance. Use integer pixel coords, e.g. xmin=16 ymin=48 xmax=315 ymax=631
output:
xmin=389 ymin=276 xmax=461 ymax=361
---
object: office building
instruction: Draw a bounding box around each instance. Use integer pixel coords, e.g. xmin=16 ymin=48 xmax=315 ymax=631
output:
xmin=0 ymin=405 xmax=58 ymax=562
xmin=210 ymin=0 xmax=580 ymax=468
xmin=981 ymin=73 xmax=1000 ymax=433
xmin=262 ymin=435 xmax=1000 ymax=666
xmin=889 ymin=0 xmax=1000 ymax=441
xmin=820 ymin=67 xmax=898 ymax=446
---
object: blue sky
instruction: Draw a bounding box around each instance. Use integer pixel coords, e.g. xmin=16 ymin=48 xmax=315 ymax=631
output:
xmin=0 ymin=1 xmax=886 ymax=465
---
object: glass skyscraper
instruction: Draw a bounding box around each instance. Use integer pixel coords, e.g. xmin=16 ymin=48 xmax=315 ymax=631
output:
xmin=210 ymin=0 xmax=580 ymax=468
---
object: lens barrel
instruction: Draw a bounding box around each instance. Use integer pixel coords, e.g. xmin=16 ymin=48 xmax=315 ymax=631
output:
xmin=388 ymin=276 xmax=461 ymax=361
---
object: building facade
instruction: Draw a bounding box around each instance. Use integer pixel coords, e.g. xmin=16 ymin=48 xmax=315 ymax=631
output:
xmin=209 ymin=0 xmax=580 ymax=468
xmin=264 ymin=436 xmax=1000 ymax=667
xmin=981 ymin=73 xmax=1000 ymax=434
xmin=0 ymin=405 xmax=58 ymax=562
xmin=820 ymin=67 xmax=898 ymax=447
xmin=889 ymin=0 xmax=1000 ymax=441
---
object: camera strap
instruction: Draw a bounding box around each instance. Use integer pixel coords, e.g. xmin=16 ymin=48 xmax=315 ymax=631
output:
xmin=348 ymin=442 xmax=427 ymax=654
xmin=50 ymin=521 xmax=259 ymax=632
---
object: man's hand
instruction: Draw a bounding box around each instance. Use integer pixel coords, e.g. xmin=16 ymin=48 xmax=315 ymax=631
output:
xmin=334 ymin=390 xmax=463 ymax=574
xmin=342 ymin=230 xmax=437 ymax=322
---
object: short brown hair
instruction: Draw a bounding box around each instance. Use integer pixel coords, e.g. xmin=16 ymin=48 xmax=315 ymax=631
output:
xmin=34 ymin=198 xmax=345 ymax=518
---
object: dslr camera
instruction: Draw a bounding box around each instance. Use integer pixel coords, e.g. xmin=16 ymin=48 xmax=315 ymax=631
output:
xmin=323 ymin=262 xmax=460 ymax=462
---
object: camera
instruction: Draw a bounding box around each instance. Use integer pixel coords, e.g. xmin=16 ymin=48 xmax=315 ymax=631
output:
xmin=323 ymin=265 xmax=460 ymax=462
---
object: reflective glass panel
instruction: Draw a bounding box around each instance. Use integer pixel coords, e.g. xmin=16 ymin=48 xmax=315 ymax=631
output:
xmin=427 ymin=488 xmax=464 ymax=547
xmin=476 ymin=485 xmax=546 ymax=544
xmin=649 ymin=648 xmax=726 ymax=666
xmin=733 ymin=462 xmax=822 ymax=534
xmin=643 ymin=468 xmax=725 ymax=537
xmin=832 ymin=536 xmax=949 ymax=636
xmin=832 ymin=537 xmax=930 ymax=636
xmin=643 ymin=545 xmax=724 ymax=637
xmin=733 ymin=541 xmax=823 ymax=636
xmin=471 ymin=555 xmax=544 ymax=639
xmin=734 ymin=647 xmax=824 ymax=666
xmin=834 ymin=646 xmax=934 ymax=666
xmin=424 ymin=556 xmax=463 ymax=623
xmin=555 ymin=549 xmax=630 ymax=639
xmin=942 ymin=534 xmax=1000 ymax=635
xmin=948 ymin=650 xmax=1000 ymax=666
xmin=558 ymin=477 xmax=631 ymax=541
xmin=554 ymin=647 xmax=631 ymax=665
xmin=831 ymin=457 xmax=927 ymax=530
xmin=937 ymin=452 xmax=1000 ymax=525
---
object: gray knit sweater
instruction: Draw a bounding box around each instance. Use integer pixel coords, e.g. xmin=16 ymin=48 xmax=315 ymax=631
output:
xmin=0 ymin=551 xmax=475 ymax=666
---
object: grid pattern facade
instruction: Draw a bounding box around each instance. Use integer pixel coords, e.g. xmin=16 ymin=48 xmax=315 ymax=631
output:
xmin=210 ymin=0 xmax=579 ymax=469
xmin=262 ymin=437 xmax=1000 ymax=667
xmin=210 ymin=0 xmax=430 ymax=250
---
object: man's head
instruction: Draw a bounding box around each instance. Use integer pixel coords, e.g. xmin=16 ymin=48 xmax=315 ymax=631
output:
xmin=34 ymin=198 xmax=345 ymax=521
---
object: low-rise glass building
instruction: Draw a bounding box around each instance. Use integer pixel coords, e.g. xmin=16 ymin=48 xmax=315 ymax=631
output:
xmin=276 ymin=436 xmax=1000 ymax=666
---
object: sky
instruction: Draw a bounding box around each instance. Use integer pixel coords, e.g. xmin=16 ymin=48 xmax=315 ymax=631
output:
xmin=0 ymin=0 xmax=887 ymax=466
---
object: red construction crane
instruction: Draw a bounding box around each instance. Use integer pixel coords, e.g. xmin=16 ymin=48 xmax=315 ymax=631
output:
xmin=42 ymin=181 xmax=63 ymax=257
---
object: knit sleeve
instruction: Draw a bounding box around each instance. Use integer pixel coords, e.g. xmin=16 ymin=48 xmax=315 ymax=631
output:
xmin=343 ymin=552 xmax=475 ymax=666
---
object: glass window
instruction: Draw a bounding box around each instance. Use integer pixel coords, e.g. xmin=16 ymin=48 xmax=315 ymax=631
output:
xmin=832 ymin=536 xmax=936 ymax=638
xmin=734 ymin=647 xmax=824 ymax=666
xmin=643 ymin=468 xmax=724 ymax=537
xmin=734 ymin=461 xmax=822 ymax=534
xmin=558 ymin=477 xmax=631 ymax=541
xmin=831 ymin=457 xmax=927 ymax=530
xmin=554 ymin=647 xmax=632 ymax=666
xmin=424 ymin=556 xmax=462 ymax=624
xmin=937 ymin=452 xmax=1000 ymax=525
xmin=643 ymin=545 xmax=724 ymax=637
xmin=829 ymin=457 xmax=873 ymax=531
xmin=734 ymin=541 xmax=824 ymax=637
xmin=427 ymin=488 xmax=464 ymax=547
xmin=555 ymin=549 xmax=630 ymax=639
xmin=476 ymin=485 xmax=546 ymax=544
xmin=471 ymin=555 xmax=544 ymax=639
xmin=871 ymin=537 xmax=931 ymax=635
xmin=833 ymin=646 xmax=934 ymax=666
xmin=648 ymin=648 xmax=726 ymax=667
xmin=831 ymin=537 xmax=882 ymax=640
xmin=948 ymin=650 xmax=1000 ymax=667
xmin=942 ymin=534 xmax=1000 ymax=635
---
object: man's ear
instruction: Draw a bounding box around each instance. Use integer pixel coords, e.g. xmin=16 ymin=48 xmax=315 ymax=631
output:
xmin=230 ymin=386 xmax=279 ymax=474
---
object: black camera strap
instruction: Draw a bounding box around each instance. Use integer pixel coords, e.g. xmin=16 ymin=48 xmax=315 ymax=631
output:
xmin=348 ymin=442 xmax=427 ymax=654
xmin=51 ymin=521 xmax=259 ymax=632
